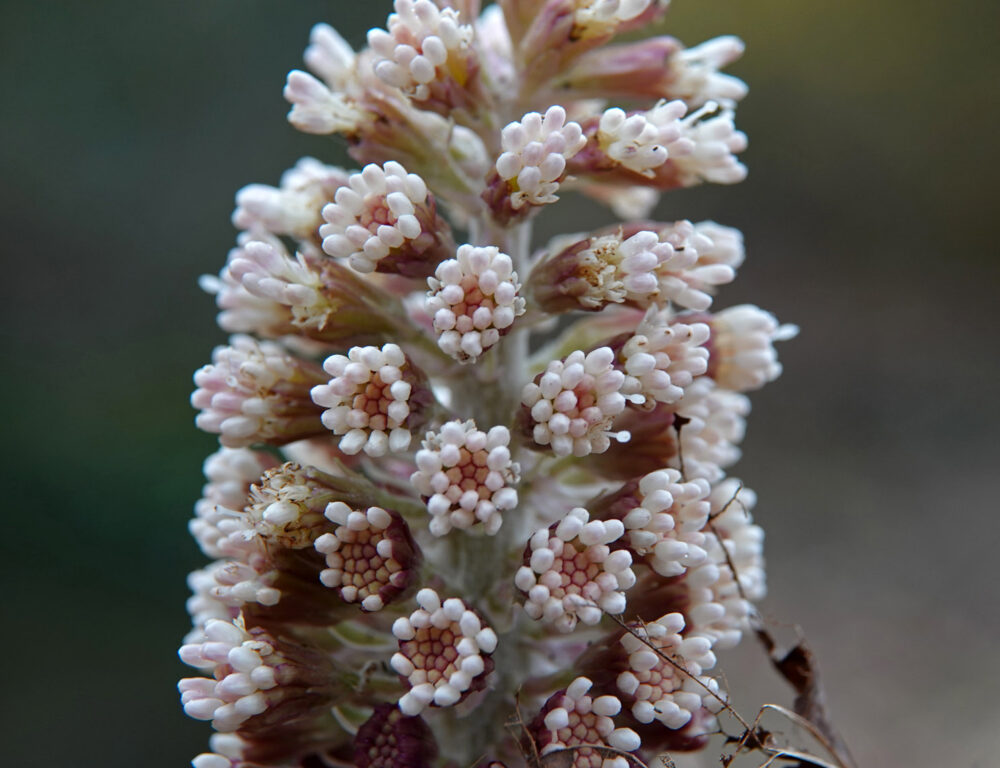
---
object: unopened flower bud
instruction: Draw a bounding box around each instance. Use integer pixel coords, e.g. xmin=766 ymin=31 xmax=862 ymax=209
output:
xmin=353 ymin=703 xmax=438 ymax=768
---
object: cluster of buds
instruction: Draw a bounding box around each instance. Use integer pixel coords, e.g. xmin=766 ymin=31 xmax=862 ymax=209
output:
xmin=182 ymin=2 xmax=797 ymax=766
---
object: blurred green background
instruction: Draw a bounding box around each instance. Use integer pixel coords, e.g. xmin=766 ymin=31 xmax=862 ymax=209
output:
xmin=2 ymin=1 xmax=997 ymax=766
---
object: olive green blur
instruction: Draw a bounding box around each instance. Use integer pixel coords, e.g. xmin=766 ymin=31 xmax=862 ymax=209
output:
xmin=2 ymin=1 xmax=997 ymax=766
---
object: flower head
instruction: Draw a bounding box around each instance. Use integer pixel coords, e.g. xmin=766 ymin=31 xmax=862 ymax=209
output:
xmin=311 ymin=343 xmax=431 ymax=456
xmin=426 ymin=244 xmax=526 ymax=362
xmin=411 ymin=420 xmax=520 ymax=536
xmin=390 ymin=588 xmax=497 ymax=714
xmin=315 ymin=501 xmax=420 ymax=611
xmin=515 ymin=507 xmax=635 ymax=632
xmin=320 ymin=162 xmax=453 ymax=278
xmin=521 ymin=348 xmax=629 ymax=457
xmin=615 ymin=613 xmax=723 ymax=731
xmin=529 ymin=676 xmax=641 ymax=768
xmin=191 ymin=336 xmax=327 ymax=448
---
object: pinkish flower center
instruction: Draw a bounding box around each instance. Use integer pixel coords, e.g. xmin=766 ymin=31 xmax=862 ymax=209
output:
xmin=338 ymin=529 xmax=401 ymax=600
xmin=352 ymin=375 xmax=396 ymax=432
xmin=400 ymin=627 xmax=460 ymax=685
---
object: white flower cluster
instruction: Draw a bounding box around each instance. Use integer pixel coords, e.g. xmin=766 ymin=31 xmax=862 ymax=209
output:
xmin=179 ymin=619 xmax=283 ymax=732
xmin=522 ymin=347 xmax=628 ymax=457
xmin=191 ymin=335 xmax=326 ymax=448
xmin=202 ymin=549 xmax=280 ymax=609
xmin=426 ymin=244 xmax=525 ymax=362
xmin=710 ymin=304 xmax=799 ymax=392
xmin=411 ymin=420 xmax=519 ymax=536
xmin=283 ymin=68 xmax=365 ymax=136
xmin=515 ymin=507 xmax=635 ymax=632
xmin=616 ymin=613 xmax=722 ymax=730
xmin=619 ymin=311 xmax=711 ymax=405
xmin=684 ymin=479 xmax=765 ymax=648
xmin=597 ymin=99 xmax=688 ymax=176
xmin=390 ymin=588 xmax=498 ymax=715
xmin=676 ymin=378 xmax=750 ymax=482
xmin=672 ymin=102 xmax=748 ymax=185
xmin=654 ymin=219 xmax=742 ymax=310
xmin=232 ymin=157 xmax=349 ymax=240
xmin=310 ymin=343 xmax=416 ymax=456
xmin=495 ymin=106 xmax=586 ymax=209
xmin=368 ymin=0 xmax=473 ymax=101
xmin=620 ymin=468 xmax=711 ymax=576
xmin=190 ymin=448 xmax=275 ymax=559
xmin=575 ymin=230 xmax=674 ymax=307
xmin=320 ymin=161 xmax=436 ymax=274
xmin=537 ymin=676 xmax=641 ymax=767
xmin=315 ymin=502 xmax=413 ymax=612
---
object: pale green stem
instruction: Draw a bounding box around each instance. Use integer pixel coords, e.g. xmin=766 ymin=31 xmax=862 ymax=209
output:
xmin=434 ymin=215 xmax=533 ymax=765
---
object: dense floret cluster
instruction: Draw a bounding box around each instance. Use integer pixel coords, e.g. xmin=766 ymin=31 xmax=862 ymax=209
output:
xmin=183 ymin=2 xmax=796 ymax=766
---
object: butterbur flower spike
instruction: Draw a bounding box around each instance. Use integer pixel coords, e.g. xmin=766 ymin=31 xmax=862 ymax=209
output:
xmin=182 ymin=2 xmax=818 ymax=766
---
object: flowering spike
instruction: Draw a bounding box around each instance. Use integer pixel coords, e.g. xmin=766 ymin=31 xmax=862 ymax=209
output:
xmin=184 ymin=2 xmax=812 ymax=765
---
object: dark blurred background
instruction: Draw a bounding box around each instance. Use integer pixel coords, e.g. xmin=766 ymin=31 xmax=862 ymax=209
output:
xmin=2 ymin=1 xmax=997 ymax=766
